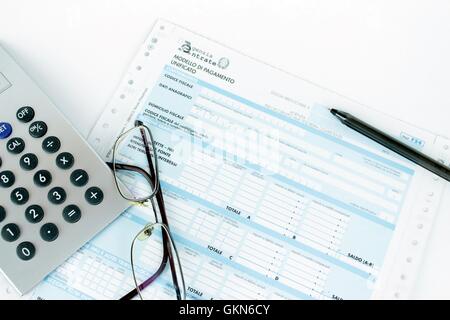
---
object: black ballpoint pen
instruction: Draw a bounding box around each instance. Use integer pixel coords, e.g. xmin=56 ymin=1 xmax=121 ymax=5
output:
xmin=330 ymin=108 xmax=450 ymax=182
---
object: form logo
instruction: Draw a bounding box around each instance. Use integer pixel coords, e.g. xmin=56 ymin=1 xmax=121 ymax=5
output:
xmin=179 ymin=41 xmax=192 ymax=54
xmin=217 ymin=57 xmax=230 ymax=69
xmin=178 ymin=39 xmax=230 ymax=69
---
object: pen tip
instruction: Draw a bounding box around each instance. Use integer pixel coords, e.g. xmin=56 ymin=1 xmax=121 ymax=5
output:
xmin=329 ymin=108 xmax=338 ymax=116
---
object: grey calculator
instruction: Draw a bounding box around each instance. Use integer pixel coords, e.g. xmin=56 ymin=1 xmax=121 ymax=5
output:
xmin=0 ymin=45 xmax=129 ymax=294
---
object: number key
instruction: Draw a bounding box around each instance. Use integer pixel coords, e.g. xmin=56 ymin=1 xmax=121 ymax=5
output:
xmin=48 ymin=187 xmax=66 ymax=205
xmin=20 ymin=153 xmax=38 ymax=171
xmin=0 ymin=170 xmax=15 ymax=188
xmin=11 ymin=187 xmax=29 ymax=205
xmin=17 ymin=242 xmax=35 ymax=261
xmin=33 ymin=170 xmax=52 ymax=187
xmin=25 ymin=205 xmax=44 ymax=223
xmin=0 ymin=206 xmax=5 ymax=223
xmin=1 ymin=223 xmax=20 ymax=242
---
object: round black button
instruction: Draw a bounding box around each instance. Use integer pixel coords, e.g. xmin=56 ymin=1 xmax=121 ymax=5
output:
xmin=70 ymin=169 xmax=89 ymax=187
xmin=56 ymin=152 xmax=74 ymax=170
xmin=17 ymin=242 xmax=35 ymax=261
xmin=11 ymin=187 xmax=29 ymax=205
xmin=0 ymin=206 xmax=5 ymax=223
xmin=48 ymin=187 xmax=66 ymax=205
xmin=62 ymin=204 xmax=81 ymax=223
xmin=29 ymin=121 xmax=48 ymax=138
xmin=25 ymin=205 xmax=44 ymax=223
xmin=6 ymin=137 xmax=25 ymax=154
xmin=16 ymin=107 xmax=35 ymax=123
xmin=85 ymin=186 xmax=104 ymax=205
xmin=42 ymin=136 xmax=61 ymax=153
xmin=33 ymin=169 xmax=52 ymax=187
xmin=0 ymin=170 xmax=15 ymax=188
xmin=40 ymin=223 xmax=59 ymax=242
xmin=20 ymin=153 xmax=38 ymax=171
xmin=1 ymin=223 xmax=20 ymax=242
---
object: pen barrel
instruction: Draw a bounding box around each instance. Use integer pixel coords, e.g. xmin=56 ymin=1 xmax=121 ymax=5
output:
xmin=342 ymin=115 xmax=450 ymax=182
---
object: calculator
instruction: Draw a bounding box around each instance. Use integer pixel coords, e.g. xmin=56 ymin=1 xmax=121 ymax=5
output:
xmin=0 ymin=45 xmax=129 ymax=294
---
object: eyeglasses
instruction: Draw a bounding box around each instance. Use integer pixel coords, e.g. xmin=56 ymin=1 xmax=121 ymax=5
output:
xmin=106 ymin=120 xmax=186 ymax=300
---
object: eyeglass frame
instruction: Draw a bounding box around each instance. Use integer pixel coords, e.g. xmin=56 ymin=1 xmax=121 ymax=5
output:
xmin=106 ymin=120 xmax=186 ymax=300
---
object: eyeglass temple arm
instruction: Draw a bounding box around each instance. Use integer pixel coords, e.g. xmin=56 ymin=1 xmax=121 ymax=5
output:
xmin=136 ymin=123 xmax=182 ymax=299
xmin=106 ymin=159 xmax=182 ymax=299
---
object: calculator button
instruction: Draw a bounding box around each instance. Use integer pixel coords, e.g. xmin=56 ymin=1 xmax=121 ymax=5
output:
xmin=85 ymin=187 xmax=104 ymax=205
xmin=16 ymin=106 xmax=35 ymax=123
xmin=62 ymin=205 xmax=81 ymax=223
xmin=11 ymin=187 xmax=29 ymax=205
xmin=1 ymin=223 xmax=20 ymax=242
xmin=42 ymin=136 xmax=61 ymax=153
xmin=70 ymin=169 xmax=89 ymax=187
xmin=20 ymin=153 xmax=38 ymax=171
xmin=48 ymin=187 xmax=66 ymax=205
xmin=0 ymin=170 xmax=15 ymax=188
xmin=17 ymin=242 xmax=35 ymax=261
xmin=25 ymin=205 xmax=44 ymax=223
xmin=40 ymin=223 xmax=59 ymax=242
xmin=0 ymin=206 xmax=5 ymax=223
xmin=33 ymin=170 xmax=52 ymax=187
xmin=0 ymin=122 xmax=12 ymax=139
xmin=6 ymin=137 xmax=25 ymax=154
xmin=29 ymin=121 xmax=48 ymax=138
xmin=56 ymin=152 xmax=74 ymax=170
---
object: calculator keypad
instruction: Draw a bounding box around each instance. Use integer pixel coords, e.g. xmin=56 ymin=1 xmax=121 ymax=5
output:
xmin=0 ymin=106 xmax=105 ymax=262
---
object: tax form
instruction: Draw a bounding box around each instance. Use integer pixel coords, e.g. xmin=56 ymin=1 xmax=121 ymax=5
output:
xmin=24 ymin=20 xmax=450 ymax=300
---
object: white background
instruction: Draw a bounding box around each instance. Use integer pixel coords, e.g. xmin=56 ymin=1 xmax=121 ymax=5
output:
xmin=1 ymin=0 xmax=450 ymax=299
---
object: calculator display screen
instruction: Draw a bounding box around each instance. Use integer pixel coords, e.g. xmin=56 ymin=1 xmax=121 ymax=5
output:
xmin=0 ymin=72 xmax=12 ymax=95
